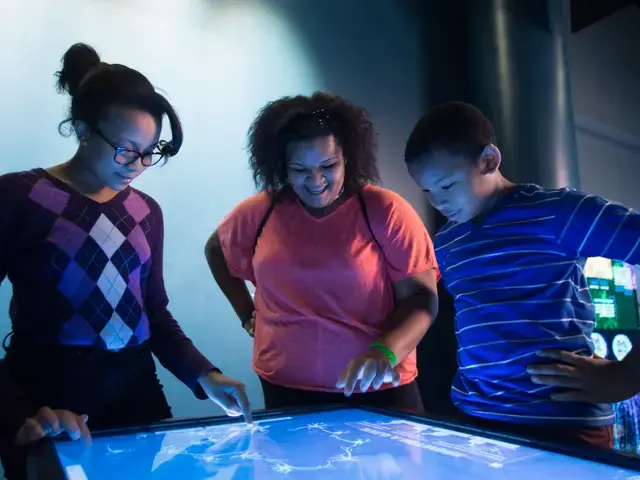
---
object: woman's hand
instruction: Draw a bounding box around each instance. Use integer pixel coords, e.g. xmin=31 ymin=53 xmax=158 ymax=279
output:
xmin=14 ymin=407 xmax=91 ymax=447
xmin=242 ymin=311 xmax=256 ymax=337
xmin=337 ymin=349 xmax=400 ymax=397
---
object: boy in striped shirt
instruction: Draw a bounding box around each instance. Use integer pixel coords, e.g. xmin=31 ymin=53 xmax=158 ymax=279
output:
xmin=404 ymin=101 xmax=640 ymax=449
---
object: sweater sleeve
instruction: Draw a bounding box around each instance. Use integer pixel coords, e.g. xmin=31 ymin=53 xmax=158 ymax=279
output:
xmin=143 ymin=199 xmax=217 ymax=400
xmin=0 ymin=172 xmax=18 ymax=308
xmin=0 ymin=173 xmax=38 ymax=447
xmin=0 ymin=360 xmax=38 ymax=448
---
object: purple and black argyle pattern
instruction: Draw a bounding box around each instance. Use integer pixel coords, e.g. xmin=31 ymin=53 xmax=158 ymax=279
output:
xmin=0 ymin=168 xmax=216 ymax=395
xmin=4 ymin=170 xmax=160 ymax=350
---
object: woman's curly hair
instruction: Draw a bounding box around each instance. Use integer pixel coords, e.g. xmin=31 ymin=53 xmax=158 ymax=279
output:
xmin=247 ymin=91 xmax=380 ymax=193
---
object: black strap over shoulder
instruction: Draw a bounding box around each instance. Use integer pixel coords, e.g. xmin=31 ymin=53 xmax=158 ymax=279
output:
xmin=356 ymin=190 xmax=384 ymax=256
xmin=252 ymin=190 xmax=282 ymax=255
xmin=252 ymin=188 xmax=384 ymax=258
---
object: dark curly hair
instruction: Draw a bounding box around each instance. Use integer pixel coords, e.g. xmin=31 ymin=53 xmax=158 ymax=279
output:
xmin=247 ymin=91 xmax=380 ymax=193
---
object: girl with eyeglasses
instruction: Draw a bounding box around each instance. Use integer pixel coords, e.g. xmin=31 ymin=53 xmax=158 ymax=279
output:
xmin=0 ymin=43 xmax=251 ymax=479
xmin=206 ymin=92 xmax=439 ymax=413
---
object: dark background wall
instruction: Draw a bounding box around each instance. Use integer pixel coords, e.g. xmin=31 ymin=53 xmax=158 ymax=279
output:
xmin=569 ymin=5 xmax=640 ymax=209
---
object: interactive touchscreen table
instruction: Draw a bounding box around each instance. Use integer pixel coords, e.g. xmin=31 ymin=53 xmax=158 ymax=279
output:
xmin=28 ymin=405 xmax=640 ymax=479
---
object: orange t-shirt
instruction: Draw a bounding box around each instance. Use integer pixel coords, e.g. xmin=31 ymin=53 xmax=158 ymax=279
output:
xmin=217 ymin=185 xmax=437 ymax=392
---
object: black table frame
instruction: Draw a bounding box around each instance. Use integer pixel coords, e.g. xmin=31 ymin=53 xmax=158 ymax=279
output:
xmin=26 ymin=404 xmax=640 ymax=479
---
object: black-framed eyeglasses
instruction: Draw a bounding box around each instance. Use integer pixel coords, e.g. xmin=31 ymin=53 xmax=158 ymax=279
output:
xmin=93 ymin=127 xmax=169 ymax=167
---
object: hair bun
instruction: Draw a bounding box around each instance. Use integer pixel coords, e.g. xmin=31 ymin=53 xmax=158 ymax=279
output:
xmin=56 ymin=43 xmax=102 ymax=97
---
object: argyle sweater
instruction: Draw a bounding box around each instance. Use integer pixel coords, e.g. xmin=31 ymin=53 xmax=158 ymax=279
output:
xmin=0 ymin=169 xmax=214 ymax=439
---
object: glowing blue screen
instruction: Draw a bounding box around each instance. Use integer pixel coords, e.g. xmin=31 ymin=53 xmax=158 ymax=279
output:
xmin=54 ymin=408 xmax=639 ymax=479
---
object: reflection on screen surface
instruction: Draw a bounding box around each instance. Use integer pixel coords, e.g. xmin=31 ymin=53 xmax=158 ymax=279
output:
xmin=54 ymin=409 xmax=640 ymax=480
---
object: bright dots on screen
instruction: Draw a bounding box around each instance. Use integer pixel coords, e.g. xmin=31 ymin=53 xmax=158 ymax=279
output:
xmin=613 ymin=334 xmax=633 ymax=361
xmin=590 ymin=332 xmax=608 ymax=359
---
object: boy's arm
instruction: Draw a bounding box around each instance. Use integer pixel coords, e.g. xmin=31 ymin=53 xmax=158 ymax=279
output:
xmin=530 ymin=348 xmax=640 ymax=403
xmin=529 ymin=190 xmax=640 ymax=403
xmin=555 ymin=189 xmax=640 ymax=264
xmin=623 ymin=347 xmax=640 ymax=379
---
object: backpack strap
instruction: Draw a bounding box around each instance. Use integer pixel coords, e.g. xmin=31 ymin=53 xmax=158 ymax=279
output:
xmin=252 ymin=191 xmax=281 ymax=255
xmin=357 ymin=190 xmax=385 ymax=258
xmin=253 ymin=188 xmax=385 ymax=260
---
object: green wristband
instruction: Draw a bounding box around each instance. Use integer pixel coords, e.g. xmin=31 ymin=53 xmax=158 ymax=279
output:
xmin=370 ymin=341 xmax=397 ymax=367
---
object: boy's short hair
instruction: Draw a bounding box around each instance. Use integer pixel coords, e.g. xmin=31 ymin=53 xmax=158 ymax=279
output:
xmin=404 ymin=101 xmax=496 ymax=165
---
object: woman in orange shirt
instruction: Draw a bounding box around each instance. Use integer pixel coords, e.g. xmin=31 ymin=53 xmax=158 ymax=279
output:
xmin=206 ymin=92 xmax=439 ymax=412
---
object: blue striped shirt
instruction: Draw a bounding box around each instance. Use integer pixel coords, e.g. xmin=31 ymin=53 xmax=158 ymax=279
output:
xmin=436 ymin=184 xmax=640 ymax=426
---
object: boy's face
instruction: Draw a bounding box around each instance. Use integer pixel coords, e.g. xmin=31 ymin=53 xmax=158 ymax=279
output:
xmin=408 ymin=147 xmax=499 ymax=223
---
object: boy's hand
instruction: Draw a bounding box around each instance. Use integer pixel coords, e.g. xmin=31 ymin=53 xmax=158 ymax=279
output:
xmin=337 ymin=349 xmax=400 ymax=397
xmin=14 ymin=407 xmax=91 ymax=447
xmin=528 ymin=350 xmax=640 ymax=403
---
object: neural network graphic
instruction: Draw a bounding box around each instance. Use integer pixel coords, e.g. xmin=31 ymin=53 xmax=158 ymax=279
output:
xmin=144 ymin=420 xmax=373 ymax=474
